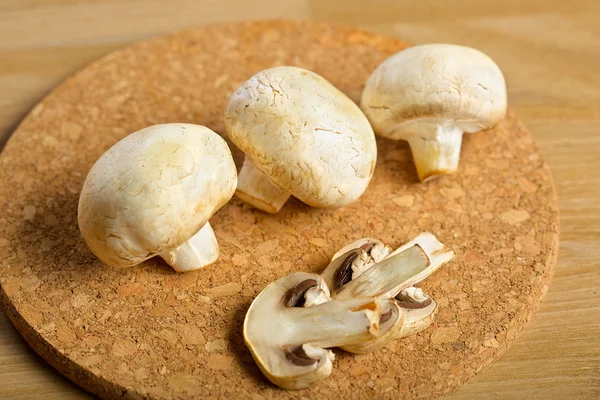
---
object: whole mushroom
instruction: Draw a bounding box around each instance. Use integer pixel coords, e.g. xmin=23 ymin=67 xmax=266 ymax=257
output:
xmin=225 ymin=66 xmax=377 ymax=213
xmin=361 ymin=44 xmax=507 ymax=181
xmin=78 ymin=123 xmax=237 ymax=272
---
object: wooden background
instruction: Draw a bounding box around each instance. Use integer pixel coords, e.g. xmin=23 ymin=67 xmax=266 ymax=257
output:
xmin=0 ymin=0 xmax=598 ymax=399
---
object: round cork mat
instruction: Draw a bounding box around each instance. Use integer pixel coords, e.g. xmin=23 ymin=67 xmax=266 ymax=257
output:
xmin=0 ymin=21 xmax=558 ymax=400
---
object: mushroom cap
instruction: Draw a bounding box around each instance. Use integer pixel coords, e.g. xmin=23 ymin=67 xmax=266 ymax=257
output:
xmin=78 ymin=123 xmax=237 ymax=268
xmin=361 ymin=44 xmax=507 ymax=140
xmin=225 ymin=66 xmax=377 ymax=208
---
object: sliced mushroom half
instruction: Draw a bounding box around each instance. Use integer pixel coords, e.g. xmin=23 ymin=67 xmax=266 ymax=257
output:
xmin=324 ymin=233 xmax=453 ymax=298
xmin=316 ymin=232 xmax=454 ymax=353
xmin=243 ymin=272 xmax=398 ymax=389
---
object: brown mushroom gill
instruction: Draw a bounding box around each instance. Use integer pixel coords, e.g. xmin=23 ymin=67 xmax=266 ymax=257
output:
xmin=360 ymin=242 xmax=376 ymax=252
xmin=332 ymin=249 xmax=362 ymax=291
xmin=379 ymin=308 xmax=394 ymax=324
xmin=284 ymin=345 xmax=318 ymax=367
xmin=285 ymin=279 xmax=318 ymax=307
xmin=396 ymin=297 xmax=433 ymax=309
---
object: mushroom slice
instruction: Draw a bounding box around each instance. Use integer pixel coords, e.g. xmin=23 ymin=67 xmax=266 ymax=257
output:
xmin=323 ymin=232 xmax=454 ymax=297
xmin=334 ymin=244 xmax=432 ymax=300
xmin=317 ymin=233 xmax=453 ymax=353
xmin=244 ymin=272 xmax=396 ymax=390
xmin=78 ymin=123 xmax=237 ymax=272
xmin=361 ymin=44 xmax=507 ymax=181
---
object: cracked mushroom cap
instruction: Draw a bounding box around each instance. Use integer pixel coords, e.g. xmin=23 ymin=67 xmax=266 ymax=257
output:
xmin=78 ymin=123 xmax=237 ymax=270
xmin=244 ymin=272 xmax=395 ymax=389
xmin=225 ymin=66 xmax=377 ymax=209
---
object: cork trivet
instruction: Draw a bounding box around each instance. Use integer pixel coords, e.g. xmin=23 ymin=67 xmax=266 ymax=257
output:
xmin=0 ymin=21 xmax=558 ymax=399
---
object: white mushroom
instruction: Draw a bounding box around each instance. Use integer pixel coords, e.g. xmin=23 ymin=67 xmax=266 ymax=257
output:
xmin=361 ymin=44 xmax=507 ymax=181
xmin=78 ymin=123 xmax=237 ymax=272
xmin=225 ymin=66 xmax=377 ymax=213
xmin=243 ymin=272 xmax=396 ymax=389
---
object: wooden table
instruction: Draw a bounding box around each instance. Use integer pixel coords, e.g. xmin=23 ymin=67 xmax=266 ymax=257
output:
xmin=1 ymin=1 xmax=599 ymax=398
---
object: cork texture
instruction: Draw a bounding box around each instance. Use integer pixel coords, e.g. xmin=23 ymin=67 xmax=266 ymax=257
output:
xmin=0 ymin=21 xmax=558 ymax=399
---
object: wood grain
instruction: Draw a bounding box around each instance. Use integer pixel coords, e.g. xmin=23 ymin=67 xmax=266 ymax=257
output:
xmin=0 ymin=1 xmax=598 ymax=399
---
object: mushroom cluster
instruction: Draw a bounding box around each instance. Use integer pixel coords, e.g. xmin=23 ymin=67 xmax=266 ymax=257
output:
xmin=73 ymin=39 xmax=501 ymax=393
xmin=79 ymin=44 xmax=505 ymax=272
xmin=244 ymin=233 xmax=454 ymax=389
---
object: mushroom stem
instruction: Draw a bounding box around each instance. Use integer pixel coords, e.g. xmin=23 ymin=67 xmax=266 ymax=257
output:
xmin=323 ymin=232 xmax=454 ymax=299
xmin=289 ymin=297 xmax=395 ymax=348
xmin=235 ymin=157 xmax=291 ymax=213
xmin=334 ymin=245 xmax=430 ymax=300
xmin=407 ymin=124 xmax=463 ymax=182
xmin=159 ymin=222 xmax=219 ymax=272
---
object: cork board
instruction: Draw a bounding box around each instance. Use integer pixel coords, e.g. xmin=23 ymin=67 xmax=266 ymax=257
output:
xmin=0 ymin=21 xmax=558 ymax=399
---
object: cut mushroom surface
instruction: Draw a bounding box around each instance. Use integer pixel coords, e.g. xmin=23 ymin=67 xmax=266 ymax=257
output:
xmin=361 ymin=44 xmax=507 ymax=181
xmin=243 ymin=272 xmax=396 ymax=390
xmin=78 ymin=123 xmax=237 ymax=272
xmin=225 ymin=66 xmax=377 ymax=213
xmin=318 ymin=232 xmax=454 ymax=353
xmin=244 ymin=232 xmax=454 ymax=388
